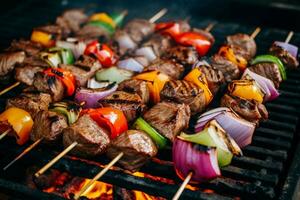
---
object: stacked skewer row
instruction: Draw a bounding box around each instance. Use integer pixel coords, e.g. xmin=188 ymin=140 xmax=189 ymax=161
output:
xmin=0 ymin=8 xmax=298 ymax=200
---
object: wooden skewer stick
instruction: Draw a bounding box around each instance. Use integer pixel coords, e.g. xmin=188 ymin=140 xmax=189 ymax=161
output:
xmin=205 ymin=23 xmax=216 ymax=32
xmin=172 ymin=172 xmax=193 ymax=200
xmin=250 ymin=27 xmax=261 ymax=39
xmin=34 ymin=141 xmax=78 ymax=177
xmin=285 ymin=31 xmax=294 ymax=43
xmin=3 ymin=138 xmax=43 ymax=170
xmin=149 ymin=8 xmax=168 ymax=23
xmin=74 ymin=152 xmax=124 ymax=200
xmin=0 ymin=82 xmax=20 ymax=96
xmin=0 ymin=129 xmax=10 ymax=141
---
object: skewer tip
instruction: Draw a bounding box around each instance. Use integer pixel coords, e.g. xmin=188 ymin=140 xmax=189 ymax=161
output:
xmin=172 ymin=172 xmax=193 ymax=200
xmin=148 ymin=8 xmax=168 ymax=23
xmin=285 ymin=31 xmax=294 ymax=43
xmin=0 ymin=82 xmax=20 ymax=96
xmin=205 ymin=22 xmax=216 ymax=32
xmin=250 ymin=27 xmax=261 ymax=39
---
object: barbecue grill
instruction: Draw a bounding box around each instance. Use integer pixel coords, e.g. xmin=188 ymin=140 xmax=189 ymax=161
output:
xmin=0 ymin=0 xmax=300 ymax=199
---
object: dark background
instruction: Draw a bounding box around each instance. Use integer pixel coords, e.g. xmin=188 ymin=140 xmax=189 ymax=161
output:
xmin=0 ymin=0 xmax=300 ymax=49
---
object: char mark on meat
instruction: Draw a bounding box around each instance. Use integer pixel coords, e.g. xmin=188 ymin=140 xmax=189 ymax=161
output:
xmin=164 ymin=46 xmax=199 ymax=66
xmin=248 ymin=62 xmax=282 ymax=88
xmin=31 ymin=110 xmax=68 ymax=143
xmin=211 ymin=54 xmax=240 ymax=82
xmin=33 ymin=72 xmax=65 ymax=102
xmin=7 ymin=39 xmax=43 ymax=56
xmin=269 ymin=43 xmax=299 ymax=69
xmin=220 ymin=94 xmax=268 ymax=124
xmin=106 ymin=130 xmax=157 ymax=172
xmin=143 ymin=101 xmax=190 ymax=141
xmin=15 ymin=65 xmax=43 ymax=86
xmin=144 ymin=58 xmax=184 ymax=79
xmin=63 ymin=114 xmax=111 ymax=157
xmin=160 ymin=80 xmax=206 ymax=114
xmin=0 ymin=51 xmax=25 ymax=77
xmin=118 ymin=79 xmax=150 ymax=104
xmin=226 ymin=33 xmax=256 ymax=60
xmin=98 ymin=91 xmax=146 ymax=123
xmin=6 ymin=92 xmax=52 ymax=119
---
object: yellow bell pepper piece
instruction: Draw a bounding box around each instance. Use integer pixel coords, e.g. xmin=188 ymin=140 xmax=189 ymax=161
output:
xmin=228 ymin=80 xmax=264 ymax=103
xmin=31 ymin=30 xmax=54 ymax=47
xmin=0 ymin=107 xmax=33 ymax=145
xmin=184 ymin=68 xmax=213 ymax=105
xmin=219 ymin=45 xmax=247 ymax=71
xmin=90 ymin=13 xmax=116 ymax=28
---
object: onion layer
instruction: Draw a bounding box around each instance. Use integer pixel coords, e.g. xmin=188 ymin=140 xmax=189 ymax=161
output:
xmin=117 ymin=58 xmax=144 ymax=72
xmin=75 ymin=83 xmax=118 ymax=108
xmin=173 ymin=137 xmax=221 ymax=183
xmin=195 ymin=108 xmax=255 ymax=148
xmin=242 ymin=69 xmax=279 ymax=102
xmin=95 ymin=67 xmax=133 ymax=84
xmin=181 ymin=120 xmax=242 ymax=167
xmin=135 ymin=46 xmax=157 ymax=62
xmin=56 ymin=38 xmax=86 ymax=59
xmin=274 ymin=41 xmax=298 ymax=58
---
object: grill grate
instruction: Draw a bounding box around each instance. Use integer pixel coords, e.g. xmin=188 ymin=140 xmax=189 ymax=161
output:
xmin=0 ymin=0 xmax=300 ymax=199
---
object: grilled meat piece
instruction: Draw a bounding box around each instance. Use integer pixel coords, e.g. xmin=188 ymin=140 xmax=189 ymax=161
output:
xmin=6 ymin=92 xmax=52 ymax=119
xmin=8 ymin=39 xmax=43 ymax=56
xmin=143 ymin=101 xmax=190 ymax=141
xmin=198 ymin=64 xmax=225 ymax=95
xmin=226 ymin=33 xmax=256 ymax=60
xmin=142 ymin=33 xmax=174 ymax=57
xmin=221 ymin=94 xmax=268 ymax=124
xmin=123 ymin=19 xmax=155 ymax=43
xmin=31 ymin=110 xmax=68 ymax=143
xmin=211 ymin=54 xmax=240 ymax=82
xmin=15 ymin=65 xmax=43 ymax=86
xmin=59 ymin=57 xmax=101 ymax=87
xmin=160 ymin=80 xmax=206 ymax=114
xmin=144 ymin=59 xmax=184 ymax=79
xmin=56 ymin=9 xmax=87 ymax=37
xmin=248 ymin=63 xmax=282 ymax=88
xmin=0 ymin=51 xmax=25 ymax=77
xmin=165 ymin=46 xmax=198 ymax=66
xmin=76 ymin=24 xmax=111 ymax=41
xmin=63 ymin=114 xmax=111 ymax=157
xmin=23 ymin=55 xmax=49 ymax=67
xmin=32 ymin=72 xmax=65 ymax=102
xmin=269 ymin=43 xmax=299 ymax=69
xmin=98 ymin=91 xmax=146 ymax=123
xmin=118 ymin=79 xmax=150 ymax=104
xmin=106 ymin=130 xmax=157 ymax=172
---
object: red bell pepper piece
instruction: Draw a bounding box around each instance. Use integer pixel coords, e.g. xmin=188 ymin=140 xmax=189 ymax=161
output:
xmin=84 ymin=40 xmax=117 ymax=67
xmin=155 ymin=22 xmax=181 ymax=38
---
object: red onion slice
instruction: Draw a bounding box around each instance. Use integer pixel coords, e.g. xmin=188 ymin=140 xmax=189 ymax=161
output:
xmin=195 ymin=108 xmax=255 ymax=148
xmin=87 ymin=78 xmax=111 ymax=89
xmin=115 ymin=33 xmax=137 ymax=51
xmin=75 ymin=83 xmax=118 ymax=108
xmin=242 ymin=69 xmax=279 ymax=101
xmin=117 ymin=58 xmax=144 ymax=72
xmin=135 ymin=46 xmax=157 ymax=62
xmin=274 ymin=41 xmax=298 ymax=58
xmin=173 ymin=137 xmax=221 ymax=183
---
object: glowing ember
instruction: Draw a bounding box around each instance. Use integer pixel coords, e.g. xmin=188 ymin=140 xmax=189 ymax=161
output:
xmin=74 ymin=179 xmax=113 ymax=200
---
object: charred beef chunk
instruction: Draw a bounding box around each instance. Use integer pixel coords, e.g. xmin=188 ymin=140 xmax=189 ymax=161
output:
xmin=198 ymin=65 xmax=225 ymax=95
xmin=123 ymin=19 xmax=155 ymax=43
xmin=106 ymin=130 xmax=157 ymax=172
xmin=32 ymin=72 xmax=65 ymax=102
xmin=63 ymin=114 xmax=111 ymax=157
xmin=248 ymin=62 xmax=282 ymax=88
xmin=6 ymin=92 xmax=52 ymax=119
xmin=165 ymin=46 xmax=199 ymax=66
xmin=221 ymin=94 xmax=268 ymax=124
xmin=56 ymin=9 xmax=87 ymax=37
xmin=15 ymin=65 xmax=43 ymax=86
xmin=211 ymin=54 xmax=240 ymax=82
xmin=0 ymin=51 xmax=25 ymax=77
xmin=76 ymin=24 xmax=111 ymax=41
xmin=59 ymin=56 xmax=101 ymax=87
xmin=160 ymin=80 xmax=206 ymax=114
xmin=8 ymin=39 xmax=43 ymax=56
xmin=226 ymin=33 xmax=256 ymax=60
xmin=143 ymin=102 xmax=191 ymax=141
xmin=269 ymin=43 xmax=299 ymax=69
xmin=23 ymin=55 xmax=49 ymax=68
xmin=31 ymin=111 xmax=68 ymax=143
xmin=144 ymin=58 xmax=184 ymax=79
xmin=98 ymin=91 xmax=146 ymax=123
xmin=118 ymin=79 xmax=150 ymax=104
xmin=142 ymin=33 xmax=174 ymax=57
